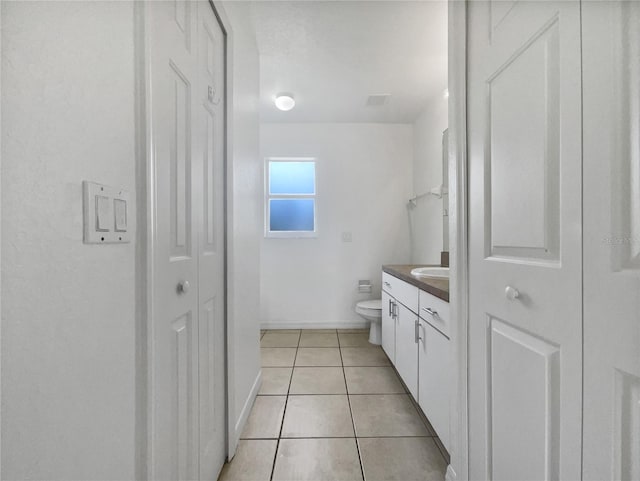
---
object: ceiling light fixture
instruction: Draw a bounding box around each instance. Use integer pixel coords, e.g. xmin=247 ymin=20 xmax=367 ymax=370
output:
xmin=275 ymin=93 xmax=295 ymax=111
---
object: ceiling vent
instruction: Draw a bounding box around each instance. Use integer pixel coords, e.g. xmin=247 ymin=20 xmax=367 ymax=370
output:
xmin=366 ymin=94 xmax=391 ymax=107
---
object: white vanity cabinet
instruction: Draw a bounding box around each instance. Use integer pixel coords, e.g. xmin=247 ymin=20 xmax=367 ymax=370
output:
xmin=418 ymin=289 xmax=451 ymax=451
xmin=381 ymin=290 xmax=395 ymax=363
xmin=395 ymin=303 xmax=419 ymax=399
xmin=382 ymin=272 xmax=420 ymax=400
xmin=382 ymin=269 xmax=451 ymax=452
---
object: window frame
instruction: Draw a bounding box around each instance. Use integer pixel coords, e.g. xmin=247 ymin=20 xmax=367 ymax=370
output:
xmin=265 ymin=157 xmax=318 ymax=238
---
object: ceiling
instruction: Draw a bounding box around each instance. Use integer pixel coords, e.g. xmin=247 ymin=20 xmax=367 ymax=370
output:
xmin=249 ymin=1 xmax=448 ymax=124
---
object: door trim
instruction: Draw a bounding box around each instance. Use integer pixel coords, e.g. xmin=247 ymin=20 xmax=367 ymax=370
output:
xmin=447 ymin=1 xmax=469 ymax=480
xmin=134 ymin=1 xmax=233 ymax=477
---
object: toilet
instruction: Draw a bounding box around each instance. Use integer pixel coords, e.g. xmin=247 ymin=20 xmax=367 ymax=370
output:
xmin=355 ymin=299 xmax=383 ymax=345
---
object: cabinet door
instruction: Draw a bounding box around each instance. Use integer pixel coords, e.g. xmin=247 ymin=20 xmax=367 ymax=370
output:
xmin=418 ymin=320 xmax=450 ymax=451
xmin=381 ymin=291 xmax=395 ymax=363
xmin=395 ymin=303 xmax=418 ymax=399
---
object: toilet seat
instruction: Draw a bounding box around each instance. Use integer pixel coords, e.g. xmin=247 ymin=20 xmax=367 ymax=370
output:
xmin=356 ymin=299 xmax=382 ymax=316
xmin=356 ymin=299 xmax=382 ymax=311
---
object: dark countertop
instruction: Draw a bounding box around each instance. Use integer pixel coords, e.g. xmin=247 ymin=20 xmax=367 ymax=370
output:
xmin=382 ymin=264 xmax=449 ymax=303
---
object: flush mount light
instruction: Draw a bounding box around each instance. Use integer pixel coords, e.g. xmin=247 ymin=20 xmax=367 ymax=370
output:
xmin=275 ymin=93 xmax=295 ymax=111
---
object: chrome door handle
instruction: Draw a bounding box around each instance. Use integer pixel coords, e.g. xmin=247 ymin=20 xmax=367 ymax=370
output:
xmin=421 ymin=307 xmax=438 ymax=318
xmin=392 ymin=301 xmax=398 ymax=320
xmin=177 ymin=280 xmax=190 ymax=294
xmin=414 ymin=319 xmax=421 ymax=343
xmin=505 ymin=286 xmax=520 ymax=300
xmin=388 ymin=299 xmax=393 ymax=317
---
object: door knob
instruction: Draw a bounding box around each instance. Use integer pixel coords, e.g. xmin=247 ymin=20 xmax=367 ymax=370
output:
xmin=505 ymin=285 xmax=520 ymax=300
xmin=178 ymin=280 xmax=190 ymax=294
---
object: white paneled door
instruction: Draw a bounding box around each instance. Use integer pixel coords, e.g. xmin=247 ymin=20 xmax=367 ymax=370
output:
xmin=467 ymin=1 xmax=582 ymax=480
xmin=582 ymin=3 xmax=640 ymax=480
xmin=148 ymin=1 xmax=226 ymax=480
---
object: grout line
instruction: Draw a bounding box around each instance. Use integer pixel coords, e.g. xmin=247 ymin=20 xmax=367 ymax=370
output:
xmin=338 ymin=332 xmax=366 ymax=481
xmin=268 ymin=336 xmax=299 ymax=481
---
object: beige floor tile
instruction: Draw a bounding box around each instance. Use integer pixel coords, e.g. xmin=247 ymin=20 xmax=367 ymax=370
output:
xmin=299 ymin=331 xmax=339 ymax=347
xmin=341 ymin=347 xmax=390 ymax=366
xmin=281 ymin=395 xmax=354 ymax=438
xmin=240 ymin=396 xmax=286 ymax=439
xmin=272 ymin=438 xmax=363 ymax=481
xmin=344 ymin=367 xmax=405 ymax=394
xmin=218 ymin=439 xmax=277 ymax=481
xmin=350 ymin=394 xmax=429 ymax=437
xmin=304 ymin=329 xmax=338 ymax=333
xmin=289 ymin=367 xmax=346 ymax=394
xmin=261 ymin=332 xmax=300 ymax=348
xmin=266 ymin=329 xmax=301 ymax=334
xmin=295 ymin=348 xmax=342 ymax=366
xmin=261 ymin=348 xmax=297 ymax=367
xmin=338 ymin=332 xmax=373 ymax=347
xmin=358 ymin=437 xmax=447 ymax=481
xmin=259 ymin=368 xmax=292 ymax=395
xmin=337 ymin=328 xmax=369 ymax=334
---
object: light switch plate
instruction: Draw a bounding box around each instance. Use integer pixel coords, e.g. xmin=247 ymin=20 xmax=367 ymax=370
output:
xmin=83 ymin=181 xmax=132 ymax=244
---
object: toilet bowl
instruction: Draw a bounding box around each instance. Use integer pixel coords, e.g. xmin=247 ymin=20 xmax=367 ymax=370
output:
xmin=355 ymin=299 xmax=383 ymax=345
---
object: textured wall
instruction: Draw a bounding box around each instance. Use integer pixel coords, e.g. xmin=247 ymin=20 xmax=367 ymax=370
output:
xmin=260 ymin=123 xmax=413 ymax=327
xmin=1 ymin=2 xmax=137 ymax=479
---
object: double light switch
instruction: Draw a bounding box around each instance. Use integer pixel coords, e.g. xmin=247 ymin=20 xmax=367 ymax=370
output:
xmin=83 ymin=181 xmax=132 ymax=244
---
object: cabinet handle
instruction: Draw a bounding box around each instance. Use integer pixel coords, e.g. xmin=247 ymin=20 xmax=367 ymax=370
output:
xmin=414 ymin=319 xmax=421 ymax=343
xmin=384 ymin=281 xmax=392 ymax=289
xmin=388 ymin=299 xmax=393 ymax=317
xmin=421 ymin=306 xmax=438 ymax=318
xmin=392 ymin=301 xmax=398 ymax=320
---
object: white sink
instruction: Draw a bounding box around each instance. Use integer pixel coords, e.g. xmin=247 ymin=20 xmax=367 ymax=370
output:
xmin=410 ymin=267 xmax=450 ymax=279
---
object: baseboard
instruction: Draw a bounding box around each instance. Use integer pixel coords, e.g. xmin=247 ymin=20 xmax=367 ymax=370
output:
xmin=233 ymin=369 xmax=261 ymax=447
xmin=445 ymin=464 xmax=457 ymax=481
xmin=260 ymin=320 xmax=369 ymax=330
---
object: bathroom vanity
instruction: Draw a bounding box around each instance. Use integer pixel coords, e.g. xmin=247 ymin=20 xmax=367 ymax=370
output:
xmin=381 ymin=265 xmax=451 ymax=452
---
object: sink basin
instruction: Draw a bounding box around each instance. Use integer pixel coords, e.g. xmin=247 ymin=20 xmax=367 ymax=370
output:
xmin=410 ymin=267 xmax=450 ymax=279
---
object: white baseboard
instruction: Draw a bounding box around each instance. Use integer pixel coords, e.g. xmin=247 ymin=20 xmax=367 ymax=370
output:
xmin=260 ymin=320 xmax=369 ymax=330
xmin=233 ymin=370 xmax=261 ymax=446
xmin=445 ymin=464 xmax=457 ymax=481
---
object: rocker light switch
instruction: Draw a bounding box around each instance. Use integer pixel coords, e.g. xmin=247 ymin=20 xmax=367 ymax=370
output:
xmin=95 ymin=195 xmax=111 ymax=231
xmin=114 ymin=199 xmax=127 ymax=232
xmin=83 ymin=181 xmax=132 ymax=244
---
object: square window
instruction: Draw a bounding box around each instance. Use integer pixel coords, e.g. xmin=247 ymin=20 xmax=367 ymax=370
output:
xmin=266 ymin=158 xmax=317 ymax=238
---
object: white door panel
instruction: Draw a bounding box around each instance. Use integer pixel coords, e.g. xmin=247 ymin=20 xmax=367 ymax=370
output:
xmin=418 ymin=320 xmax=451 ymax=451
xmin=197 ymin=3 xmax=226 ymax=480
xmin=468 ymin=1 xmax=582 ymax=480
xmin=582 ymin=2 xmax=640 ymax=479
xmin=381 ymin=291 xmax=395 ymax=363
xmin=149 ymin=1 xmax=226 ymax=479
xmin=395 ymin=303 xmax=418 ymax=399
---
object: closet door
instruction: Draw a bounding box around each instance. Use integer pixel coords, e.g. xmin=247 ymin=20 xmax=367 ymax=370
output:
xmin=582 ymin=3 xmax=640 ymax=479
xmin=467 ymin=1 xmax=583 ymax=479
xmin=149 ymin=2 xmax=200 ymax=479
xmin=196 ymin=2 xmax=227 ymax=480
xmin=148 ymin=1 xmax=227 ymax=479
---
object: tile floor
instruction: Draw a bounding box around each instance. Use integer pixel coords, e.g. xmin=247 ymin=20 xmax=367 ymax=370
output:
xmin=218 ymin=329 xmax=448 ymax=481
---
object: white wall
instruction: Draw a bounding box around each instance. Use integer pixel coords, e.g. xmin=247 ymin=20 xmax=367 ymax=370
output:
xmin=2 ymin=2 xmax=136 ymax=479
xmin=410 ymin=95 xmax=449 ymax=264
xmin=260 ymin=123 xmax=413 ymax=328
xmin=222 ymin=1 xmax=263 ymax=450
